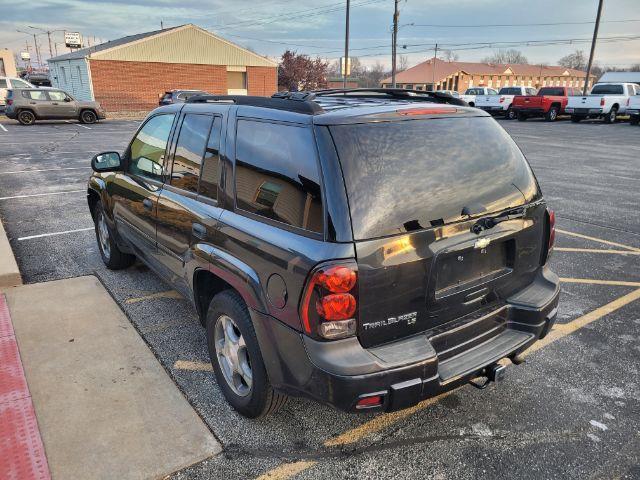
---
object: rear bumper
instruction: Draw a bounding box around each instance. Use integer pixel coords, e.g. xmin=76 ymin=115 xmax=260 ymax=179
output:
xmin=253 ymin=267 xmax=560 ymax=413
xmin=478 ymin=105 xmax=508 ymax=113
xmin=513 ymin=107 xmax=546 ymax=116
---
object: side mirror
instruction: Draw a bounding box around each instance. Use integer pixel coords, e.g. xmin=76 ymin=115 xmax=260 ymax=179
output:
xmin=91 ymin=152 xmax=121 ymax=172
xmin=64 ymin=97 xmax=72 ymax=102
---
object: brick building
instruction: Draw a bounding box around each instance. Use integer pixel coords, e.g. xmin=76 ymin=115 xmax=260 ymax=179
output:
xmin=381 ymin=57 xmax=595 ymax=93
xmin=47 ymin=24 xmax=277 ymax=112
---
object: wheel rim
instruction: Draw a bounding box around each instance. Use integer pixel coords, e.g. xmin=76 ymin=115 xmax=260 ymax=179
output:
xmin=610 ymin=110 xmax=616 ymax=122
xmin=97 ymin=212 xmax=111 ymax=260
xmin=550 ymin=109 xmax=557 ymax=120
xmin=19 ymin=112 xmax=33 ymax=124
xmin=83 ymin=112 xmax=95 ymax=123
xmin=214 ymin=314 xmax=252 ymax=397
xmin=508 ymin=109 xmax=515 ymax=119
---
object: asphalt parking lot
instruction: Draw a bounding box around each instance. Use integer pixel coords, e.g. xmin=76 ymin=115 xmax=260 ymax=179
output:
xmin=0 ymin=116 xmax=639 ymax=479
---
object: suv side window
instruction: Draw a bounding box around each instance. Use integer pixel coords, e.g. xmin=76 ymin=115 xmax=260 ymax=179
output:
xmin=199 ymin=116 xmax=222 ymax=201
xmin=23 ymin=90 xmax=47 ymax=100
xmin=11 ymin=79 xmax=30 ymax=89
xmin=129 ymin=114 xmax=175 ymax=181
xmin=47 ymin=91 xmax=69 ymax=101
xmin=234 ymin=120 xmax=323 ymax=234
xmin=170 ymin=114 xmax=213 ymax=193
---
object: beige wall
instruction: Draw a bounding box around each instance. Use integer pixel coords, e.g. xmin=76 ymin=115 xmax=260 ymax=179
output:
xmin=0 ymin=49 xmax=17 ymax=77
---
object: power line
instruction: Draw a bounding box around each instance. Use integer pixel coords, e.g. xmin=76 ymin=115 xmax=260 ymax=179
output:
xmin=407 ymin=19 xmax=640 ymax=28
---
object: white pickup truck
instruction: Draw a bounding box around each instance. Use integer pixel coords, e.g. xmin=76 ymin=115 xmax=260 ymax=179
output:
xmin=459 ymin=87 xmax=498 ymax=107
xmin=628 ymin=94 xmax=640 ymax=125
xmin=475 ymin=86 xmax=537 ymax=119
xmin=565 ymin=82 xmax=640 ymax=123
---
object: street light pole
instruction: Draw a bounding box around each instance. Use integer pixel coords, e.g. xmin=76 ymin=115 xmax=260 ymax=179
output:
xmin=391 ymin=0 xmax=399 ymax=88
xmin=343 ymin=0 xmax=350 ymax=88
xmin=583 ymin=0 xmax=604 ymax=95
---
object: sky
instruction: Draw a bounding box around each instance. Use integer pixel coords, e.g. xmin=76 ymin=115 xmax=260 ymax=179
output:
xmin=2 ymin=0 xmax=639 ymax=70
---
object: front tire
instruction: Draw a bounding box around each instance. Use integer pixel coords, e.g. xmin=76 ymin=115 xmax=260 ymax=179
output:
xmin=545 ymin=106 xmax=559 ymax=122
xmin=17 ymin=110 xmax=36 ymax=125
xmin=206 ymin=290 xmax=287 ymax=418
xmin=604 ymin=107 xmax=617 ymax=124
xmin=94 ymin=203 xmax=135 ymax=269
xmin=80 ymin=110 xmax=97 ymax=124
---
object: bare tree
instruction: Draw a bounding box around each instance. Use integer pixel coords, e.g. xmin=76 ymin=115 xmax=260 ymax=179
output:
xmin=439 ymin=49 xmax=459 ymax=62
xmin=278 ymin=50 xmax=328 ymax=91
xmin=398 ymin=55 xmax=409 ymax=72
xmin=558 ymin=50 xmax=587 ymax=71
xmin=361 ymin=61 xmax=389 ymax=87
xmin=481 ymin=49 xmax=528 ymax=64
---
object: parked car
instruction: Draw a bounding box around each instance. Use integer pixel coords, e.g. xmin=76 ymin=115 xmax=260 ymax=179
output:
xmin=5 ymin=88 xmax=106 ymax=125
xmin=627 ymin=95 xmax=640 ymax=125
xmin=0 ymin=76 xmax=34 ymax=109
xmin=512 ymin=86 xmax=583 ymax=122
xmin=87 ymin=89 xmax=559 ymax=418
xmin=475 ymin=86 xmax=538 ymax=119
xmin=438 ymin=90 xmax=460 ymax=98
xmin=565 ymin=83 xmax=639 ymax=123
xmin=460 ymin=87 xmax=498 ymax=107
xmin=159 ymin=89 xmax=210 ymax=106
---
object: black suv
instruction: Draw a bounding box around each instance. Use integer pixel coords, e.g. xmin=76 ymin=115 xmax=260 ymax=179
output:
xmin=88 ymin=89 xmax=560 ymax=418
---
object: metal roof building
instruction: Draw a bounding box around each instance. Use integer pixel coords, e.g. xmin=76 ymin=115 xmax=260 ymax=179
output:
xmin=48 ymin=24 xmax=277 ymax=112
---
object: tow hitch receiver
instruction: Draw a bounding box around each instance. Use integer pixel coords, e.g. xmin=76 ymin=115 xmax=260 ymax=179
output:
xmin=469 ymin=363 xmax=506 ymax=390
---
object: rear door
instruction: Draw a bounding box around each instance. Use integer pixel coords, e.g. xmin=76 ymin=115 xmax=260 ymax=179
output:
xmin=155 ymin=107 xmax=226 ymax=295
xmin=45 ymin=90 xmax=78 ymax=118
xmin=111 ymin=113 xmax=176 ymax=261
xmin=329 ymin=115 xmax=545 ymax=348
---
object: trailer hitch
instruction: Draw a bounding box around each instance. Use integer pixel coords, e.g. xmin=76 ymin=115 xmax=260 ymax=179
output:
xmin=469 ymin=363 xmax=507 ymax=390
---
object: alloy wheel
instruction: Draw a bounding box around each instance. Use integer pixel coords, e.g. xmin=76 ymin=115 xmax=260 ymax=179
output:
xmin=214 ymin=314 xmax=252 ymax=397
xmin=97 ymin=212 xmax=111 ymax=260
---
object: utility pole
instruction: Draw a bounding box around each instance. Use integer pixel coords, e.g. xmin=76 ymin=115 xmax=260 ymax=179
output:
xmin=343 ymin=0 xmax=350 ymax=88
xmin=161 ymin=20 xmax=164 ymax=29
xmin=391 ymin=0 xmax=399 ymax=87
xmin=583 ymin=0 xmax=604 ymax=95
xmin=432 ymin=43 xmax=438 ymax=90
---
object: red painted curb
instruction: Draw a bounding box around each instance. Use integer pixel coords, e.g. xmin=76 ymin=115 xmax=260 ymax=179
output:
xmin=0 ymin=295 xmax=51 ymax=480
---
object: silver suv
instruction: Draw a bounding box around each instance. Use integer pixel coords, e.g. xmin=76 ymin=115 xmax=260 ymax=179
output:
xmin=5 ymin=88 xmax=106 ymax=125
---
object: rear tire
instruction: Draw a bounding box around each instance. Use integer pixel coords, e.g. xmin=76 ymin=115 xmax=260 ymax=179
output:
xmin=206 ymin=290 xmax=287 ymax=418
xmin=517 ymin=112 xmax=527 ymax=121
xmin=570 ymin=115 xmax=582 ymax=123
xmin=17 ymin=110 xmax=36 ymax=125
xmin=604 ymin=107 xmax=617 ymax=124
xmin=94 ymin=203 xmax=135 ymax=269
xmin=545 ymin=106 xmax=559 ymax=122
xmin=505 ymin=107 xmax=516 ymax=120
xmin=80 ymin=110 xmax=97 ymax=124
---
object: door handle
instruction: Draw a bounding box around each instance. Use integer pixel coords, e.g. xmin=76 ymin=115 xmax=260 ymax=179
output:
xmin=143 ymin=198 xmax=153 ymax=211
xmin=52 ymin=102 xmax=59 ymax=105
xmin=192 ymin=223 xmax=206 ymax=239
xmin=30 ymin=102 xmax=36 ymax=105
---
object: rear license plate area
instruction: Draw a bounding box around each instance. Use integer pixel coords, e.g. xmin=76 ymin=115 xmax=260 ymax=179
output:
xmin=435 ymin=241 xmax=512 ymax=299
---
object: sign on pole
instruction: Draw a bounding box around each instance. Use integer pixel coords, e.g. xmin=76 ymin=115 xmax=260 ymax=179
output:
xmin=340 ymin=57 xmax=351 ymax=77
xmin=20 ymin=52 xmax=31 ymax=61
xmin=64 ymin=32 xmax=83 ymax=49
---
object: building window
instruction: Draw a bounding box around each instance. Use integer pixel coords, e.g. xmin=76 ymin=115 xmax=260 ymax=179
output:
xmin=60 ymin=66 xmax=67 ymax=84
xmin=227 ymin=71 xmax=247 ymax=91
xmin=77 ymin=66 xmax=83 ymax=85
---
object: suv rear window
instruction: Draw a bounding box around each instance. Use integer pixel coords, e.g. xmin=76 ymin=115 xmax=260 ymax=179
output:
xmin=498 ymin=87 xmax=523 ymax=95
xmin=235 ymin=120 xmax=323 ymax=234
xmin=330 ymin=117 xmax=539 ymax=240
xmin=591 ymin=84 xmax=623 ymax=95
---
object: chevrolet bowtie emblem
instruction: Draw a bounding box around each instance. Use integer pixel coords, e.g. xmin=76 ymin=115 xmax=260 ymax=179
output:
xmin=474 ymin=238 xmax=491 ymax=249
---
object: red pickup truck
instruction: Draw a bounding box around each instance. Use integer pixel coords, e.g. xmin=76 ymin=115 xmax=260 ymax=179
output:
xmin=512 ymin=86 xmax=583 ymax=121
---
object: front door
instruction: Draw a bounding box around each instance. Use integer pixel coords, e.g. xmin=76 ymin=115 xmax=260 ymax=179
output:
xmin=156 ymin=108 xmax=226 ymax=295
xmin=45 ymin=90 xmax=78 ymax=118
xmin=111 ymin=113 xmax=176 ymax=262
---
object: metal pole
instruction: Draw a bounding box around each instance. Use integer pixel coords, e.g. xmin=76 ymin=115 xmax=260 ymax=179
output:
xmin=391 ymin=0 xmax=399 ymax=88
xmin=32 ymin=34 xmax=42 ymax=67
xmin=46 ymin=31 xmax=53 ymax=59
xmin=343 ymin=0 xmax=350 ymax=88
xmin=432 ymin=43 xmax=438 ymax=90
xmin=583 ymin=0 xmax=604 ymax=95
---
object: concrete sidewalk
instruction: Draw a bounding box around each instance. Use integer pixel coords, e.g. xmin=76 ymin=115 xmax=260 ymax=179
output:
xmin=3 ymin=276 xmax=220 ymax=480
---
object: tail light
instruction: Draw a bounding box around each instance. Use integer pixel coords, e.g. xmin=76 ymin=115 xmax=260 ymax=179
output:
xmin=541 ymin=208 xmax=556 ymax=264
xmin=600 ymin=97 xmax=605 ymax=106
xmin=499 ymin=96 xmax=505 ymax=103
xmin=300 ymin=261 xmax=358 ymax=340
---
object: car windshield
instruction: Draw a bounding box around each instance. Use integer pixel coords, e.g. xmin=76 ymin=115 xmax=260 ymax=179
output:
xmin=329 ymin=117 xmax=539 ymax=240
xmin=590 ymin=84 xmax=624 ymax=95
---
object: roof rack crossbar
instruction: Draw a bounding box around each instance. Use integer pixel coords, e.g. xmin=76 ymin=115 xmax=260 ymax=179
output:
xmin=312 ymin=88 xmax=468 ymax=106
xmin=186 ymin=94 xmax=323 ymax=114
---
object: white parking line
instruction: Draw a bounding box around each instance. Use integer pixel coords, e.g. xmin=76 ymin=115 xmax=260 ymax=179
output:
xmin=0 ymin=124 xmax=7 ymax=132
xmin=0 ymin=190 xmax=85 ymax=200
xmin=18 ymin=227 xmax=93 ymax=241
xmin=0 ymin=167 xmax=90 ymax=175
xmin=65 ymin=120 xmax=92 ymax=130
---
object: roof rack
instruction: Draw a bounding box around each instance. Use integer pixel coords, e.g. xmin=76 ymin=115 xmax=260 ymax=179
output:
xmin=186 ymin=94 xmax=323 ymax=114
xmin=312 ymin=88 xmax=467 ymax=106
